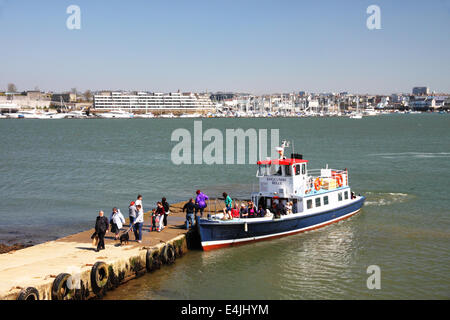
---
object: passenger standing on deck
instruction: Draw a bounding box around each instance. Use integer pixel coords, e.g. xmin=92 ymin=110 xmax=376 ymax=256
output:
xmin=110 ymin=207 xmax=125 ymax=240
xmin=195 ymin=190 xmax=209 ymax=217
xmin=222 ymin=192 xmax=232 ymax=215
xmin=94 ymin=210 xmax=109 ymax=252
xmin=183 ymin=198 xmax=196 ymax=229
xmin=134 ymin=204 xmax=144 ymax=243
xmin=161 ymin=197 xmax=170 ymax=227
xmin=155 ymin=202 xmax=165 ymax=232
xmin=128 ymin=201 xmax=137 ymax=226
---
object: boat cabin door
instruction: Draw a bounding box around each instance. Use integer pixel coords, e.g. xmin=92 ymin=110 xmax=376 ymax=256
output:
xmin=292 ymin=163 xmax=307 ymax=194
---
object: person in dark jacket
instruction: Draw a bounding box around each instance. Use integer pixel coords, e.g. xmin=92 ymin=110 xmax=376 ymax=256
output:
xmin=183 ymin=198 xmax=196 ymax=229
xmin=239 ymin=203 xmax=248 ymax=218
xmin=94 ymin=210 xmax=109 ymax=252
xmin=162 ymin=197 xmax=170 ymax=227
xmin=276 ymin=200 xmax=285 ymax=218
xmin=257 ymin=204 xmax=266 ymax=217
xmin=155 ymin=202 xmax=165 ymax=232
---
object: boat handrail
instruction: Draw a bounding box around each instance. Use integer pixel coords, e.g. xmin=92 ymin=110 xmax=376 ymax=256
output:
xmin=307 ymin=168 xmax=349 ymax=186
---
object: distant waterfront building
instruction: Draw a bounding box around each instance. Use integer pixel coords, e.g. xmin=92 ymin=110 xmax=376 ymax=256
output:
xmin=93 ymin=92 xmax=214 ymax=110
xmin=412 ymin=87 xmax=429 ymax=95
xmin=210 ymin=93 xmax=235 ymax=101
xmin=0 ymin=91 xmax=51 ymax=109
xmin=409 ymin=96 xmax=436 ymax=110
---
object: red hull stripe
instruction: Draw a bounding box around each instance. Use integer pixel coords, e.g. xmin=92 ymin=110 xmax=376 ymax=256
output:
xmin=202 ymin=208 xmax=361 ymax=251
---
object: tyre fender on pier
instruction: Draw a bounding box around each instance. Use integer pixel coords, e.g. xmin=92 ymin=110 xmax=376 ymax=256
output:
xmin=146 ymin=249 xmax=162 ymax=272
xmin=17 ymin=287 xmax=39 ymax=300
xmin=90 ymin=261 xmax=109 ymax=295
xmin=161 ymin=244 xmax=176 ymax=265
xmin=51 ymin=273 xmax=76 ymax=300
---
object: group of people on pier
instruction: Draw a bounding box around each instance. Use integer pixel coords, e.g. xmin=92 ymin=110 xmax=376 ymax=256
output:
xmin=92 ymin=189 xmax=295 ymax=252
xmin=92 ymin=194 xmax=170 ymax=252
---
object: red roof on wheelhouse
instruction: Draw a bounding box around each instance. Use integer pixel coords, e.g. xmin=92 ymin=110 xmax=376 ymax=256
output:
xmin=257 ymin=158 xmax=309 ymax=165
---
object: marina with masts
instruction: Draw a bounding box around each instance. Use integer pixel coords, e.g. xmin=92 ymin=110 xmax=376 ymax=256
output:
xmin=1 ymin=87 xmax=449 ymax=119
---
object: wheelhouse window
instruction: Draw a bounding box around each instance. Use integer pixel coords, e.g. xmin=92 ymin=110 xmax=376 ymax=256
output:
xmin=295 ymin=164 xmax=301 ymax=175
xmin=324 ymin=196 xmax=329 ymax=205
xmin=302 ymin=164 xmax=306 ymax=175
xmin=344 ymin=191 xmax=349 ymax=200
xmin=307 ymin=199 xmax=313 ymax=209
xmin=338 ymin=193 xmax=343 ymax=201
xmin=315 ymin=197 xmax=321 ymax=207
xmin=270 ymin=164 xmax=282 ymax=176
xmin=257 ymin=165 xmax=269 ymax=177
xmin=284 ymin=165 xmax=292 ymax=176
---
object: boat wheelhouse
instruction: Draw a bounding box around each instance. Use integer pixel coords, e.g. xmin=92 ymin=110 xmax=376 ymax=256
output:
xmin=196 ymin=140 xmax=365 ymax=251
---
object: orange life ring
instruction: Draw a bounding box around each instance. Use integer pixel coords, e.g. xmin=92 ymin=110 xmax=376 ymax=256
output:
xmin=314 ymin=178 xmax=321 ymax=191
xmin=336 ymin=175 xmax=343 ymax=187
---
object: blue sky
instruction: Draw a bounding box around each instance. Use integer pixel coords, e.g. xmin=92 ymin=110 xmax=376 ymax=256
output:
xmin=0 ymin=0 xmax=449 ymax=94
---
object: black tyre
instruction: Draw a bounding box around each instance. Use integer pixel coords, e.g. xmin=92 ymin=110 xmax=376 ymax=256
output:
xmin=152 ymin=250 xmax=162 ymax=271
xmin=51 ymin=273 xmax=76 ymax=300
xmin=146 ymin=249 xmax=162 ymax=272
xmin=146 ymin=249 xmax=154 ymax=272
xmin=90 ymin=261 xmax=109 ymax=295
xmin=161 ymin=244 xmax=176 ymax=265
xmin=17 ymin=287 xmax=39 ymax=300
xmin=175 ymin=243 xmax=184 ymax=258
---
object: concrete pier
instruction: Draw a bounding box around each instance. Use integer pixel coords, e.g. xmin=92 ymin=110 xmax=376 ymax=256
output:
xmin=0 ymin=201 xmax=204 ymax=300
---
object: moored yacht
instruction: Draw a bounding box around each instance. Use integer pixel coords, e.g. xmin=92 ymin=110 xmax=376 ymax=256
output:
xmin=97 ymin=110 xmax=134 ymax=119
xmin=134 ymin=112 xmax=155 ymax=118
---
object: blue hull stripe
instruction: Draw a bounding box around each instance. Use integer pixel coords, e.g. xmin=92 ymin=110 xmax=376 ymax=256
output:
xmin=197 ymin=196 xmax=365 ymax=249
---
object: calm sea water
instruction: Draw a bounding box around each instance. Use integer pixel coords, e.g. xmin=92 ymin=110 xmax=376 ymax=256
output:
xmin=1 ymin=114 xmax=449 ymax=299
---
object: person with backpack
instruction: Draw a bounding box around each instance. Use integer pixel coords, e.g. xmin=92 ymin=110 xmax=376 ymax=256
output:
xmin=195 ymin=190 xmax=209 ymax=217
xmin=110 ymin=207 xmax=125 ymax=240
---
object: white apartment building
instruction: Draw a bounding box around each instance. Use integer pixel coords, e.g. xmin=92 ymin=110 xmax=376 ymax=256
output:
xmin=93 ymin=91 xmax=214 ymax=110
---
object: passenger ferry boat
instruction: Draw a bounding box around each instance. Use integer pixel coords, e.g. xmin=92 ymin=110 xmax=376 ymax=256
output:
xmin=196 ymin=140 xmax=365 ymax=251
